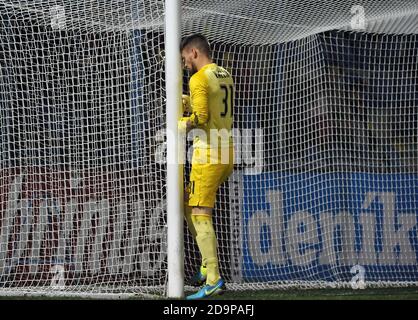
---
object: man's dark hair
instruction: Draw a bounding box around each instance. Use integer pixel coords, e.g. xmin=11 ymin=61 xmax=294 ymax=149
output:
xmin=180 ymin=34 xmax=211 ymax=57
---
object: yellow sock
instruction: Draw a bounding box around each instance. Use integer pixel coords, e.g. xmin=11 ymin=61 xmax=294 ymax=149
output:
xmin=185 ymin=206 xmax=207 ymax=268
xmin=184 ymin=204 xmax=197 ymax=239
xmin=192 ymin=214 xmax=220 ymax=285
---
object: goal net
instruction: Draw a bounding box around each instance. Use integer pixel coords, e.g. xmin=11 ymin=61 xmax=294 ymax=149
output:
xmin=0 ymin=0 xmax=417 ymax=297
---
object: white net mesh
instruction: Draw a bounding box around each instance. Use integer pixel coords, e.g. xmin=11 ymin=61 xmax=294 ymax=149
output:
xmin=196 ymin=32 xmax=418 ymax=291
xmin=0 ymin=0 xmax=168 ymax=297
xmin=0 ymin=0 xmax=417 ymax=297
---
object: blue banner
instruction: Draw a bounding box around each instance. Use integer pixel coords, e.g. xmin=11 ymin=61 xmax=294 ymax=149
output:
xmin=242 ymin=172 xmax=418 ymax=282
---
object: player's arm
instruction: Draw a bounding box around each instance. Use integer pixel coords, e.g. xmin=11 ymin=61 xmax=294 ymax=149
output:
xmin=189 ymin=75 xmax=209 ymax=127
xmin=178 ymin=75 xmax=209 ymax=132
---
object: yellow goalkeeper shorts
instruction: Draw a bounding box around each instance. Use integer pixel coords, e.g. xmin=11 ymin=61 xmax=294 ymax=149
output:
xmin=188 ymin=147 xmax=234 ymax=208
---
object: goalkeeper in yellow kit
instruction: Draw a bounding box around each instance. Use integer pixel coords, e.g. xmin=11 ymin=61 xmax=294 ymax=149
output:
xmin=179 ymin=34 xmax=234 ymax=300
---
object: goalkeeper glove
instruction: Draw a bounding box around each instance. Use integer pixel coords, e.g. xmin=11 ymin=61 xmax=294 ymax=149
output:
xmin=178 ymin=117 xmax=191 ymax=134
xmin=182 ymin=94 xmax=192 ymax=114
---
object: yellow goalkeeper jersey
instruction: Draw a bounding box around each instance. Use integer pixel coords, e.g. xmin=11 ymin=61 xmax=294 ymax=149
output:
xmin=188 ymin=63 xmax=234 ymax=150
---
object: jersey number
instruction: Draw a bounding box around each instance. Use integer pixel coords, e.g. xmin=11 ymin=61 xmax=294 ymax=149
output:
xmin=220 ymin=84 xmax=234 ymax=118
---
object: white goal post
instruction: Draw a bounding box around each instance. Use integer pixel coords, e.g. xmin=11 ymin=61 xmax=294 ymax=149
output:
xmin=165 ymin=0 xmax=183 ymax=299
xmin=0 ymin=0 xmax=417 ymax=299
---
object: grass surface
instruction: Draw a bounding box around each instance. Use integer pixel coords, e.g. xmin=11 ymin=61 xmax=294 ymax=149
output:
xmin=212 ymin=287 xmax=418 ymax=300
xmin=0 ymin=287 xmax=417 ymax=300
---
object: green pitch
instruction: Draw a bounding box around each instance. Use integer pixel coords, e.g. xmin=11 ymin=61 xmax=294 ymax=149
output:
xmin=0 ymin=287 xmax=417 ymax=300
xmin=212 ymin=287 xmax=418 ymax=300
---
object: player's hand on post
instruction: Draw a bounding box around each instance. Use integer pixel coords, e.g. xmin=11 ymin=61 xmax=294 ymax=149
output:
xmin=178 ymin=117 xmax=192 ymax=134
